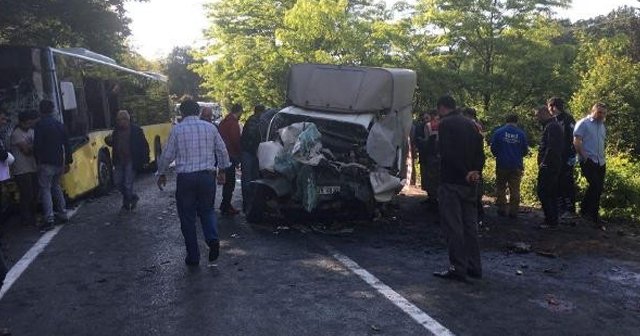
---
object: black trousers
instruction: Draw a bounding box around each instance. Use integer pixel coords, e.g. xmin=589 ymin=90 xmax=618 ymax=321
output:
xmin=221 ymin=158 xmax=238 ymax=210
xmin=538 ymin=167 xmax=560 ymax=225
xmin=558 ymin=164 xmax=577 ymax=213
xmin=15 ymin=172 xmax=38 ymax=225
xmin=438 ymin=183 xmax=482 ymax=276
xmin=0 ymin=241 xmax=7 ymax=287
xmin=580 ymin=160 xmax=606 ymax=221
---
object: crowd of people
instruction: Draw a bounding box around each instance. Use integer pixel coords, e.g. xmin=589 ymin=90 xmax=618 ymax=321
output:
xmin=0 ymin=93 xmax=610 ymax=288
xmin=412 ymin=96 xmax=609 ymax=282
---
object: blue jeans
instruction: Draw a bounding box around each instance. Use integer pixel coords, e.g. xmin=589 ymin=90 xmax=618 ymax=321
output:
xmin=176 ymin=171 xmax=219 ymax=263
xmin=38 ymin=164 xmax=66 ymax=222
xmin=114 ymin=162 xmax=136 ymax=207
xmin=241 ymin=151 xmax=259 ymax=210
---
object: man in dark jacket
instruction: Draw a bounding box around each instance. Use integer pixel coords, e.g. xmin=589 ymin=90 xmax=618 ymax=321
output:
xmin=536 ymin=106 xmax=564 ymax=228
xmin=34 ymin=100 xmax=72 ymax=230
xmin=433 ymin=96 xmax=485 ymax=282
xmin=547 ymin=97 xmax=577 ymax=218
xmin=106 ymin=110 xmax=150 ymax=211
xmin=240 ymin=104 xmax=265 ymax=211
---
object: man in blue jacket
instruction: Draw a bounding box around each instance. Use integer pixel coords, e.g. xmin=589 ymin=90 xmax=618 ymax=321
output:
xmin=490 ymin=114 xmax=529 ymax=218
xmin=33 ymin=100 xmax=72 ymax=230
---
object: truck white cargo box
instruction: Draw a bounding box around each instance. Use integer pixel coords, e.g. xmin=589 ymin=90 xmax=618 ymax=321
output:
xmin=286 ymin=63 xmax=416 ymax=115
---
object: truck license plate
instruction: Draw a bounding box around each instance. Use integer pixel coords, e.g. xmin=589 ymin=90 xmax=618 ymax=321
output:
xmin=318 ymin=186 xmax=341 ymax=195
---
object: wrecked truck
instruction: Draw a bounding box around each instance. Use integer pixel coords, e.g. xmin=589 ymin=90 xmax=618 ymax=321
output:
xmin=246 ymin=63 xmax=417 ymax=223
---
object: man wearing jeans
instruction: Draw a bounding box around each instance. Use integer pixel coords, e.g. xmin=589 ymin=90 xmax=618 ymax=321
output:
xmin=105 ymin=110 xmax=150 ymax=211
xmin=490 ymin=114 xmax=529 ymax=218
xmin=157 ymin=99 xmax=230 ymax=266
xmin=433 ymin=96 xmax=485 ymax=282
xmin=574 ymin=103 xmax=608 ymax=223
xmin=33 ymin=100 xmax=72 ymax=230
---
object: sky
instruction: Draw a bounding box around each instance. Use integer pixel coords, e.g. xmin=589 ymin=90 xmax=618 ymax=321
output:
xmin=125 ymin=0 xmax=640 ymax=60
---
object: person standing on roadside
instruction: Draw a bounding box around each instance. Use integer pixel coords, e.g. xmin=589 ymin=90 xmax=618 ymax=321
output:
xmin=157 ymin=99 xmax=230 ymax=266
xmin=574 ymin=103 xmax=608 ymax=224
xmin=547 ymin=97 xmax=578 ymax=219
xmin=413 ymin=112 xmax=429 ymax=193
xmin=200 ymin=106 xmax=218 ymax=126
xmin=423 ymin=110 xmax=441 ymax=209
xmin=490 ymin=114 xmax=529 ymax=218
xmin=535 ymin=106 xmax=564 ymax=228
xmin=218 ymin=103 xmax=243 ymax=216
xmin=11 ymin=111 xmax=39 ymax=226
xmin=33 ymin=100 xmax=72 ymax=230
xmin=0 ymin=110 xmax=11 ymax=226
xmin=240 ymin=104 xmax=265 ymax=211
xmin=462 ymin=107 xmax=486 ymax=224
xmin=105 ymin=110 xmax=149 ymax=211
xmin=433 ymin=96 xmax=485 ymax=282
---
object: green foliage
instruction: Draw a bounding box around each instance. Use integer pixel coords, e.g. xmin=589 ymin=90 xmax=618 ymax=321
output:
xmin=484 ymin=147 xmax=640 ymax=222
xmin=595 ymin=153 xmax=640 ymax=221
xmin=192 ymin=0 xmax=297 ymax=109
xmin=0 ymin=0 xmax=145 ymax=58
xmin=162 ymin=47 xmax=204 ymax=100
xmin=411 ymin=0 xmax=574 ymax=125
xmin=569 ymin=34 xmax=640 ymax=153
xmin=194 ymin=0 xmax=400 ymax=109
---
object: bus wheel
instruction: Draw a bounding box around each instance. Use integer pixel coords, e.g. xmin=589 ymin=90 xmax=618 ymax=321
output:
xmin=97 ymin=152 xmax=113 ymax=195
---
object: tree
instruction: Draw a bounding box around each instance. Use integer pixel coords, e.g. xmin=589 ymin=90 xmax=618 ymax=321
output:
xmin=193 ymin=0 xmax=297 ymax=109
xmin=412 ymin=0 xmax=573 ymax=124
xmin=572 ymin=6 xmax=640 ymax=61
xmin=570 ymin=34 xmax=640 ymax=153
xmin=0 ymin=0 xmax=145 ymax=58
xmin=164 ymin=47 xmax=203 ymax=100
xmin=194 ymin=0 xmax=398 ymax=109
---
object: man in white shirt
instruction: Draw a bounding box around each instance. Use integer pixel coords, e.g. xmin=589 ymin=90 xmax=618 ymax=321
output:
xmin=574 ymin=102 xmax=608 ymax=223
xmin=157 ymin=99 xmax=231 ymax=266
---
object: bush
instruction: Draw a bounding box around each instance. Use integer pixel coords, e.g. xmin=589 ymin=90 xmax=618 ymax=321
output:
xmin=483 ymin=147 xmax=640 ymax=222
xmin=592 ymin=153 xmax=640 ymax=221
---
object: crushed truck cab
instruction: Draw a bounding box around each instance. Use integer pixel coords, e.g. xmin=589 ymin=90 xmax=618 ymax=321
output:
xmin=246 ymin=63 xmax=417 ymax=223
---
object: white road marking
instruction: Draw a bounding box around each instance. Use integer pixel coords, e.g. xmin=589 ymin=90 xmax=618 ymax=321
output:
xmin=0 ymin=204 xmax=82 ymax=301
xmin=0 ymin=226 xmax=63 ymax=300
xmin=322 ymin=243 xmax=456 ymax=336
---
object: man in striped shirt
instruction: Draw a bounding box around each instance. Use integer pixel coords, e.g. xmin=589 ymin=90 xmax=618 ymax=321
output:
xmin=157 ymin=99 xmax=231 ymax=266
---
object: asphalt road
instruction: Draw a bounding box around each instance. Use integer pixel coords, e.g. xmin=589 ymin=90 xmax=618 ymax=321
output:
xmin=0 ymin=173 xmax=638 ymax=336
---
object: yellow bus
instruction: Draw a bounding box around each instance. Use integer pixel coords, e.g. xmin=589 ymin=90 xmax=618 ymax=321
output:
xmin=0 ymin=46 xmax=171 ymax=199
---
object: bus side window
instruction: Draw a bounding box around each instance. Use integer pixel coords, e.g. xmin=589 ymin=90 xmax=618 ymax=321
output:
xmin=84 ymin=78 xmax=109 ymax=130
